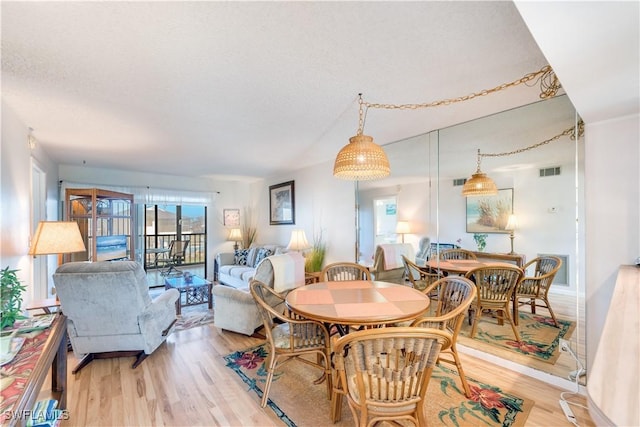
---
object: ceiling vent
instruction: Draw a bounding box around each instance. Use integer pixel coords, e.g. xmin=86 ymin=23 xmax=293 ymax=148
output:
xmin=453 ymin=178 xmax=467 ymax=186
xmin=539 ymin=166 xmax=561 ymax=177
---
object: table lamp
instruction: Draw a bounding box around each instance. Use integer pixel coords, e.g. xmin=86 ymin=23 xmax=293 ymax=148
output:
xmin=227 ymin=228 xmax=242 ymax=251
xmin=395 ymin=221 xmax=410 ymax=243
xmin=29 ymin=221 xmax=87 ymax=262
xmin=286 ymin=229 xmax=310 ymax=252
xmin=505 ymin=214 xmax=518 ymax=254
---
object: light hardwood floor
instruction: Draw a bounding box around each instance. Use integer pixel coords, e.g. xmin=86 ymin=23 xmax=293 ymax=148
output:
xmin=44 ymin=315 xmax=593 ymax=426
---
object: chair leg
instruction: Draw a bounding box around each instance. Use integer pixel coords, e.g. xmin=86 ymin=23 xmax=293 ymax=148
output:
xmin=543 ymin=297 xmax=560 ymax=327
xmin=261 ymin=354 xmax=278 ymax=408
xmin=504 ymin=307 xmax=521 ymax=341
xmin=449 ymin=347 xmax=472 ymax=398
xmin=470 ymin=308 xmax=481 ymax=338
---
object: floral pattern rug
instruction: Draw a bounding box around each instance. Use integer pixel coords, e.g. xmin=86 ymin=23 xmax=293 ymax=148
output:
xmin=224 ymin=343 xmax=533 ymax=427
xmin=459 ymin=311 xmax=575 ymax=364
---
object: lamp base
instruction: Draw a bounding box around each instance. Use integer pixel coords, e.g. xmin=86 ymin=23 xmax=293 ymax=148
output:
xmin=508 ymin=233 xmax=515 ymax=255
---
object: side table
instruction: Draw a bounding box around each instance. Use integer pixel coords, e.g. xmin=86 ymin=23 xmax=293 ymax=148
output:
xmin=164 ymin=275 xmax=213 ymax=315
xmin=26 ymin=298 xmax=61 ymax=315
xmin=304 ymin=271 xmax=322 ymax=285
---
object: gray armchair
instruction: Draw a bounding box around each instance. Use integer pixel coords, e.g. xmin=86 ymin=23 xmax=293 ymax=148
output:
xmin=53 ymin=261 xmax=179 ymax=373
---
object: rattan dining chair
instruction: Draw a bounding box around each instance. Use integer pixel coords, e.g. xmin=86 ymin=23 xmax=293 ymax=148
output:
xmin=411 ymin=276 xmax=477 ymax=397
xmin=465 ymin=265 xmax=524 ymax=341
xmin=402 ymin=255 xmax=441 ymax=295
xmin=514 ymin=255 xmax=563 ymax=327
xmin=249 ymin=280 xmax=332 ymax=408
xmin=321 ymin=262 xmax=371 ymax=282
xmin=438 ymin=248 xmax=477 ymax=261
xmin=330 ymin=327 xmax=452 ymax=426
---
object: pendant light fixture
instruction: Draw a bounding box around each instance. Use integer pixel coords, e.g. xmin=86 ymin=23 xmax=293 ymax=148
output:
xmin=461 ymin=149 xmax=498 ymax=197
xmin=333 ymin=94 xmax=390 ymax=180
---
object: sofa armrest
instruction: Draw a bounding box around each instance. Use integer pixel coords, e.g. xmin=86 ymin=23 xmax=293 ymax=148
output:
xmin=216 ymin=252 xmax=237 ymax=266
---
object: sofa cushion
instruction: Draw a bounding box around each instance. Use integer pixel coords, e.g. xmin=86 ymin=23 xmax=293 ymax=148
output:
xmin=219 ymin=264 xmax=254 ymax=280
xmin=253 ymin=247 xmax=274 ymax=267
xmin=234 ymin=249 xmax=251 ymax=265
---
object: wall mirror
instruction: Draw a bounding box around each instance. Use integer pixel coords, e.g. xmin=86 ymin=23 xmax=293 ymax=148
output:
xmin=357 ymin=94 xmax=585 ymax=381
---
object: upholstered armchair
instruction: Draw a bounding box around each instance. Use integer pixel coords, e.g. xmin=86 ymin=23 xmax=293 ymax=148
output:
xmin=53 ymin=261 xmax=179 ymax=373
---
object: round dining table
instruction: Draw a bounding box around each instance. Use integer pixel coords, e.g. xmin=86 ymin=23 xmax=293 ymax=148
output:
xmin=285 ymin=280 xmax=430 ymax=329
xmin=425 ymin=259 xmax=518 ymax=275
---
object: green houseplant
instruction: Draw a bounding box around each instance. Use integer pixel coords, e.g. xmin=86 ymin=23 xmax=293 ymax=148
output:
xmin=305 ymin=232 xmax=326 ymax=273
xmin=1 ymin=266 xmax=27 ymax=330
xmin=473 ymin=233 xmax=488 ymax=252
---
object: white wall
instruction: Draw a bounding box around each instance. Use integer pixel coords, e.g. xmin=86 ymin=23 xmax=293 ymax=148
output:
xmin=1 ymin=101 xmax=60 ymax=305
xmin=584 ymin=113 xmax=640 ymax=370
xmin=254 ymin=159 xmax=355 ymax=265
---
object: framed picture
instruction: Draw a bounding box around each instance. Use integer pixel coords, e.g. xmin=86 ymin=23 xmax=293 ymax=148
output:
xmin=223 ymin=209 xmax=240 ymax=226
xmin=269 ymin=180 xmax=295 ymax=225
xmin=466 ymin=188 xmax=513 ymax=233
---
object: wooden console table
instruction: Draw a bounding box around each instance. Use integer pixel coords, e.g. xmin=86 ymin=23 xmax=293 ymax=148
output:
xmin=471 ymin=251 xmax=526 ymax=268
xmin=0 ymin=314 xmax=68 ymax=427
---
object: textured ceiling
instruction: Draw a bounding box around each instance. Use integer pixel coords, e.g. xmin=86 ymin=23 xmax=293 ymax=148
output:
xmin=0 ymin=1 xmax=613 ymax=181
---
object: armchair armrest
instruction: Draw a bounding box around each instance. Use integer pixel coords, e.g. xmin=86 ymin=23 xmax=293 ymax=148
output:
xmin=216 ymin=252 xmax=237 ymax=266
xmin=138 ymin=288 xmax=180 ymax=354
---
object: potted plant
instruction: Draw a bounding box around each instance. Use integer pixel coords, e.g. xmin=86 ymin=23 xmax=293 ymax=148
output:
xmin=305 ymin=232 xmax=326 ymax=273
xmin=473 ymin=233 xmax=488 ymax=252
xmin=1 ymin=266 xmax=27 ymax=330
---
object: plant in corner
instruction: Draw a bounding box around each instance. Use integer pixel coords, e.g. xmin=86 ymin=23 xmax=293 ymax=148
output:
xmin=241 ymin=207 xmax=258 ymax=249
xmin=305 ymin=232 xmax=326 ymax=273
xmin=473 ymin=233 xmax=488 ymax=252
xmin=1 ymin=266 xmax=27 ymax=330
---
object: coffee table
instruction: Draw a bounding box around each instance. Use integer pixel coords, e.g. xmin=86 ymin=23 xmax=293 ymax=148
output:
xmin=164 ymin=274 xmax=212 ymax=315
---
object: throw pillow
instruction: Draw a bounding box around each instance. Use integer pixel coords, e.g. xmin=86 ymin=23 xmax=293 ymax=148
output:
xmin=234 ymin=249 xmax=251 ymax=266
xmin=253 ymin=247 xmax=273 ymax=267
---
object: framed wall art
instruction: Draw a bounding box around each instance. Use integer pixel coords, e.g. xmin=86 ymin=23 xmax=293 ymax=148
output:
xmin=223 ymin=209 xmax=240 ymax=226
xmin=269 ymin=180 xmax=295 ymax=225
xmin=466 ymin=188 xmax=513 ymax=233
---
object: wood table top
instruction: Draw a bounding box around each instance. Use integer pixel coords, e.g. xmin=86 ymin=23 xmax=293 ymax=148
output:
xmin=285 ymin=280 xmax=430 ymax=326
xmin=425 ymin=259 xmax=518 ymax=275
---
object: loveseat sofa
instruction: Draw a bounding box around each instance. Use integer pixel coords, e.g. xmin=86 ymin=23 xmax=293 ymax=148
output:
xmin=216 ymin=244 xmax=284 ymax=288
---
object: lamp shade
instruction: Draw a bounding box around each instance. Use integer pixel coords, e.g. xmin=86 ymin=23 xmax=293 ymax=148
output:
xmin=506 ymin=214 xmax=518 ymax=231
xmin=461 ymin=172 xmax=498 ymax=197
xmin=395 ymin=221 xmax=410 ymax=234
xmin=286 ymin=229 xmax=310 ymax=252
xmin=29 ymin=221 xmax=86 ymax=255
xmin=333 ymin=134 xmax=390 ymax=181
xmin=227 ymin=228 xmax=242 ymax=241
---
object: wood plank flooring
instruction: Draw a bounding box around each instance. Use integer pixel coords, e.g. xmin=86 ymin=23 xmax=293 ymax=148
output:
xmin=41 ymin=317 xmax=594 ymax=426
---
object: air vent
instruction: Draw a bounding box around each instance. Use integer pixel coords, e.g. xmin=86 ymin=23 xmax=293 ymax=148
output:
xmin=453 ymin=178 xmax=467 ymax=186
xmin=539 ymin=166 xmax=561 ymax=177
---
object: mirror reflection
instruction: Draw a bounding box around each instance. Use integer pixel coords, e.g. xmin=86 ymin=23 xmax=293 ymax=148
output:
xmin=357 ymin=94 xmax=584 ymax=380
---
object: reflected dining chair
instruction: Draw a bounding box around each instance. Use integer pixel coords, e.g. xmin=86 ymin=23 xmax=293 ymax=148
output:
xmin=465 ymin=265 xmax=524 ymax=341
xmin=439 ymin=248 xmax=477 ymax=261
xmin=402 ymin=255 xmax=441 ymax=296
xmin=411 ymin=276 xmax=477 ymax=397
xmin=321 ymin=262 xmax=371 ymax=282
xmin=513 ymin=255 xmax=563 ymax=327
xmin=249 ymin=280 xmax=332 ymax=408
xmin=330 ymin=326 xmax=452 ymax=426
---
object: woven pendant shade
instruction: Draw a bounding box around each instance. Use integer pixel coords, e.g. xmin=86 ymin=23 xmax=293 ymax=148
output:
xmin=333 ymin=134 xmax=390 ymax=181
xmin=461 ymin=171 xmax=498 ymax=196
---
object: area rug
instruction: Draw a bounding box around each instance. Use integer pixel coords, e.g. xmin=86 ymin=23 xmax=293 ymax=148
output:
xmin=172 ymin=309 xmax=215 ymax=332
xmin=459 ymin=311 xmax=575 ymax=364
xmin=224 ymin=343 xmax=533 ymax=427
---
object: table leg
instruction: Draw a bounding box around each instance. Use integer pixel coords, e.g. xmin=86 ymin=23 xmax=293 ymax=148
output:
xmin=52 ymin=327 xmax=68 ymax=409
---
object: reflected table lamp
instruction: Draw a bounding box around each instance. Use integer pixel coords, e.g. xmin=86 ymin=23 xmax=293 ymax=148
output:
xmin=505 ymin=214 xmax=518 ymax=254
xmin=228 ymin=228 xmax=243 ymax=251
xmin=395 ymin=221 xmax=410 ymax=244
